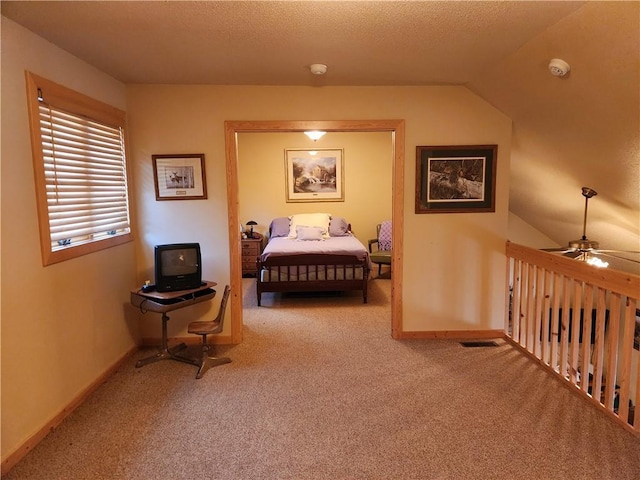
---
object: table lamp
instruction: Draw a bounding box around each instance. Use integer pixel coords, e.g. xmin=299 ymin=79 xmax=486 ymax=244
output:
xmin=246 ymin=220 xmax=257 ymax=238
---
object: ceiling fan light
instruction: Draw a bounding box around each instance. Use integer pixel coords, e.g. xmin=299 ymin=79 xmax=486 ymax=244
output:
xmin=586 ymin=256 xmax=608 ymax=268
xmin=544 ymin=188 xmax=629 ymax=269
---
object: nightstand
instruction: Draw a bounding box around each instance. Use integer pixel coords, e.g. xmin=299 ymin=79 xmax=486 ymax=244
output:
xmin=241 ymin=233 xmax=263 ymax=277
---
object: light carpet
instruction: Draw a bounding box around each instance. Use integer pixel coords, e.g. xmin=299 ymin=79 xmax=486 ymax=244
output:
xmin=5 ymin=279 xmax=640 ymax=479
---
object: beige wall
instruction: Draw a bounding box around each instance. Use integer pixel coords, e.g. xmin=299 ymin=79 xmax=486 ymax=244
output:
xmin=238 ymin=132 xmax=393 ymax=246
xmin=126 ymin=84 xmax=512 ymax=337
xmin=1 ymin=18 xmax=138 ymax=462
xmin=508 ymin=212 xmax=560 ymax=249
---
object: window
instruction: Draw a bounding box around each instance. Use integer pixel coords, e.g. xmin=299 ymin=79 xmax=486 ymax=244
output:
xmin=25 ymin=72 xmax=132 ymax=266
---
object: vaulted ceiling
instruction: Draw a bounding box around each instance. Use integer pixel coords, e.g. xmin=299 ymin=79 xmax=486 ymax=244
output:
xmin=3 ymin=1 xmax=638 ymax=263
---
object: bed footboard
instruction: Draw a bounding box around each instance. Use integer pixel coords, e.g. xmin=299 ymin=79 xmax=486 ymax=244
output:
xmin=256 ymin=254 xmax=369 ymax=306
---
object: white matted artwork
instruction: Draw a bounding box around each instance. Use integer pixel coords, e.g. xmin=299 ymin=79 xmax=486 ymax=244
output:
xmin=152 ymin=153 xmax=207 ymax=200
xmin=285 ymin=148 xmax=344 ymax=202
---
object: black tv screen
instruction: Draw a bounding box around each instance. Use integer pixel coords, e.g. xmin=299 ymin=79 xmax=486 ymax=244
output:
xmin=154 ymin=243 xmax=202 ymax=292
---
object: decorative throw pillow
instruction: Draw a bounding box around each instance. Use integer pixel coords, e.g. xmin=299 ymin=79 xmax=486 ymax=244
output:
xmin=378 ymin=220 xmax=392 ymax=251
xmin=288 ymin=213 xmax=330 ymax=238
xmin=269 ymin=217 xmax=290 ymax=238
xmin=329 ymin=216 xmax=350 ymax=236
xmin=296 ymin=226 xmax=325 ymax=241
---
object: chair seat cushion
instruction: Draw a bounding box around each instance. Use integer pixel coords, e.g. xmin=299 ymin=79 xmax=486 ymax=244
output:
xmin=370 ymin=251 xmax=392 ymax=264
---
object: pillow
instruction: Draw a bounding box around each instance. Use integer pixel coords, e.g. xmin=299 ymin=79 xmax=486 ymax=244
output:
xmin=269 ymin=217 xmax=290 ymax=238
xmin=288 ymin=213 xmax=331 ymax=238
xmin=296 ymin=226 xmax=325 ymax=241
xmin=329 ymin=216 xmax=350 ymax=236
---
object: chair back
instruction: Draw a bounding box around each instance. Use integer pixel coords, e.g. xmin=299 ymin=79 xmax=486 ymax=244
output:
xmin=213 ymin=285 xmax=231 ymax=332
xmin=378 ymin=220 xmax=392 ymax=251
xmin=218 ymin=285 xmax=231 ymax=323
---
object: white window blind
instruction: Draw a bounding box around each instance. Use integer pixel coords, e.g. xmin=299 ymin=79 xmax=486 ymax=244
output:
xmin=38 ymin=102 xmax=131 ymax=251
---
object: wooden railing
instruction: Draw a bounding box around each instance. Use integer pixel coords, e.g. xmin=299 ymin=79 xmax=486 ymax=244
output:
xmin=505 ymin=241 xmax=640 ymax=433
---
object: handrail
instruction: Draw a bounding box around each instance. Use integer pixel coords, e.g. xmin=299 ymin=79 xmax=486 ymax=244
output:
xmin=505 ymin=241 xmax=639 ymax=434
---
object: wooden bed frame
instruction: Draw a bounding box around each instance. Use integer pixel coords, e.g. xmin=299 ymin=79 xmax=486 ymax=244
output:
xmin=256 ymin=253 xmax=369 ymax=306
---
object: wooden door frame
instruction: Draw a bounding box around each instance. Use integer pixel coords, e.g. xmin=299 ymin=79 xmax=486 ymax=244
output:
xmin=224 ymin=120 xmax=405 ymax=343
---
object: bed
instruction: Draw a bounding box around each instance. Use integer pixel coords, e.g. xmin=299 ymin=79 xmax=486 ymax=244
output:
xmin=256 ymin=214 xmax=371 ymax=306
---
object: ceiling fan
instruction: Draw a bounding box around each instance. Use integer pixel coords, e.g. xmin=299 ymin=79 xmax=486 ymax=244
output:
xmin=541 ymin=187 xmax=640 ymax=267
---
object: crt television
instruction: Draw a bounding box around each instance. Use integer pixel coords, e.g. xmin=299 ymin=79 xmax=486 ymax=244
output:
xmin=154 ymin=243 xmax=202 ymax=292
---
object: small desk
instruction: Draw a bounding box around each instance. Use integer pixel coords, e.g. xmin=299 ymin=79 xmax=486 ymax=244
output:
xmin=131 ymin=281 xmax=217 ymax=368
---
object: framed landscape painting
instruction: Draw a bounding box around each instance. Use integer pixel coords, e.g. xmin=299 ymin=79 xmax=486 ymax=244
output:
xmin=285 ymin=148 xmax=344 ymax=202
xmin=415 ymin=145 xmax=497 ymax=213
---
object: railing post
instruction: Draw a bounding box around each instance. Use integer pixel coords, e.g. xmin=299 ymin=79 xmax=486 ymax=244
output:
xmin=505 ymin=241 xmax=640 ymax=433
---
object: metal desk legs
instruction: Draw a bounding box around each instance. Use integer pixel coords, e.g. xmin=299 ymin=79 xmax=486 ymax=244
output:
xmin=135 ymin=312 xmax=198 ymax=368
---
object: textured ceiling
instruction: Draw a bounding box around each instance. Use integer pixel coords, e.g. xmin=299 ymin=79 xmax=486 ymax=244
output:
xmin=1 ymin=0 xmax=585 ymax=85
xmin=2 ymin=1 xmax=639 ymax=267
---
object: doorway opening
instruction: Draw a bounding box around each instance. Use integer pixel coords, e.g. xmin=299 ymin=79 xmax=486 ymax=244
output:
xmin=224 ymin=120 xmax=405 ymax=343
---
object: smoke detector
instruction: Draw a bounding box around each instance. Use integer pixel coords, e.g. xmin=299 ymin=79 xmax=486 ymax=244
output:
xmin=548 ymin=58 xmax=570 ymax=77
xmin=310 ymin=64 xmax=327 ymax=75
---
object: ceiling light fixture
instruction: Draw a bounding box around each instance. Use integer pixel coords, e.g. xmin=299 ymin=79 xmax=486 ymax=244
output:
xmin=309 ymin=63 xmax=327 ymax=75
xmin=304 ymin=130 xmax=326 ymax=141
xmin=548 ymin=58 xmax=570 ymax=77
xmin=585 ymin=255 xmax=609 ymax=269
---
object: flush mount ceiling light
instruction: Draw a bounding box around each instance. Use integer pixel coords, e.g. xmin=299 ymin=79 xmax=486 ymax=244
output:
xmin=309 ymin=63 xmax=327 ymax=75
xmin=549 ymin=58 xmax=570 ymax=77
xmin=304 ymin=130 xmax=326 ymax=141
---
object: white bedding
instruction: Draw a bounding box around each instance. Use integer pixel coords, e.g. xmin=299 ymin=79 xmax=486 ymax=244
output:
xmin=261 ymin=234 xmax=369 ymax=261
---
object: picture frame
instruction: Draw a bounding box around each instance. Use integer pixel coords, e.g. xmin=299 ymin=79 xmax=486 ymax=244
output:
xmin=285 ymin=148 xmax=344 ymax=202
xmin=152 ymin=154 xmax=207 ymax=201
xmin=415 ymin=145 xmax=497 ymax=213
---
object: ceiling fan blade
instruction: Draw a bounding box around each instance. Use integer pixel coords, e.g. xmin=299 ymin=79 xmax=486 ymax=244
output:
xmin=563 ymin=251 xmax=584 ymax=259
xmin=595 ymin=249 xmax=640 ymax=254
xmin=541 ymin=247 xmax=573 ymax=253
xmin=596 ymin=251 xmax=640 ymax=264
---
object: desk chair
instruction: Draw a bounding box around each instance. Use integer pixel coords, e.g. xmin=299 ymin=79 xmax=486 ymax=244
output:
xmin=187 ymin=285 xmax=231 ymax=379
xmin=368 ymin=221 xmax=392 ymax=277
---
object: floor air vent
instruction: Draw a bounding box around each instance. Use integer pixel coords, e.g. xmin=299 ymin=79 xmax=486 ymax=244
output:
xmin=460 ymin=341 xmax=499 ymax=347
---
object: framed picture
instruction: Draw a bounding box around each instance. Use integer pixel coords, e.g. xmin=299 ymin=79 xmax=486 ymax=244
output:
xmin=285 ymin=148 xmax=344 ymax=202
xmin=152 ymin=154 xmax=207 ymax=201
xmin=415 ymin=145 xmax=497 ymax=213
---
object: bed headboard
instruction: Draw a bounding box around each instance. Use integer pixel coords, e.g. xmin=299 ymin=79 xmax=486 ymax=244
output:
xmin=267 ymin=216 xmax=352 ymax=239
